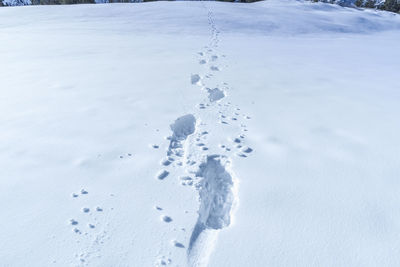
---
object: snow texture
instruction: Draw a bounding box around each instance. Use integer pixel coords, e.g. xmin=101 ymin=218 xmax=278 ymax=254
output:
xmin=1 ymin=1 xmax=400 ymax=266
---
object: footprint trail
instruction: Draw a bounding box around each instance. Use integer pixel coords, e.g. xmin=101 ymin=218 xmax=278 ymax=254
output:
xmin=154 ymin=3 xmax=253 ymax=266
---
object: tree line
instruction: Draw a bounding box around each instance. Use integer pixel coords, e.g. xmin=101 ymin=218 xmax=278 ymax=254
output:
xmin=1 ymin=0 xmax=399 ymax=13
xmin=313 ymin=0 xmax=399 ymax=13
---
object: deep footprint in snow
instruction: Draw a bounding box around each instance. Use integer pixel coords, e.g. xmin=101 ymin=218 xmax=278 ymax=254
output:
xmin=170 ymin=114 xmax=196 ymax=141
xmin=188 ymin=155 xmax=236 ymax=265
xmin=207 ymin=87 xmax=225 ymax=102
xmin=167 ymin=114 xmax=196 ymax=157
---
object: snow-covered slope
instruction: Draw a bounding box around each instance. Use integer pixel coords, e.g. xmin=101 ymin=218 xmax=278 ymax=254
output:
xmin=1 ymin=1 xmax=400 ymax=266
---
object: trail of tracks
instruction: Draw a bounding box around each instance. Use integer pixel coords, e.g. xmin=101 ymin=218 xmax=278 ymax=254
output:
xmin=155 ymin=4 xmax=253 ymax=266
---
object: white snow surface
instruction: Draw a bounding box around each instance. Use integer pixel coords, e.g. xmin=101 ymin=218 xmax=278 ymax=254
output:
xmin=1 ymin=1 xmax=400 ymax=266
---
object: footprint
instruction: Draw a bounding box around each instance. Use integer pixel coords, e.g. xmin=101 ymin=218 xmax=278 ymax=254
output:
xmin=70 ymin=219 xmax=78 ymax=225
xmin=81 ymin=189 xmax=88 ymax=195
xmin=167 ymin=114 xmax=196 ymax=157
xmin=242 ymin=147 xmax=253 ymax=153
xmin=172 ymin=240 xmax=185 ymax=248
xmin=81 ymin=208 xmax=90 ymax=213
xmin=191 ymin=74 xmax=201 ymax=85
xmin=211 ymin=55 xmax=218 ymax=61
xmin=199 ymin=59 xmax=207 ymax=65
xmin=96 ymin=207 xmax=103 ymax=212
xmin=156 ymin=257 xmax=172 ymax=266
xmin=88 ymin=224 xmax=95 ymax=229
xmin=161 ymin=158 xmax=172 ymax=166
xmin=180 ymin=176 xmax=193 ymax=186
xmin=207 ymin=88 xmax=225 ymax=102
xmin=170 ymin=114 xmax=196 ymax=141
xmin=161 ymin=215 xmax=173 ymax=223
xmin=188 ymin=155 xmax=235 ymax=262
xmin=210 ymin=66 xmax=220 ymax=71
xmin=157 ymin=170 xmax=170 ymax=180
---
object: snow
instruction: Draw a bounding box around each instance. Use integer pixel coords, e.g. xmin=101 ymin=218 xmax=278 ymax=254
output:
xmin=1 ymin=0 xmax=400 ymax=266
